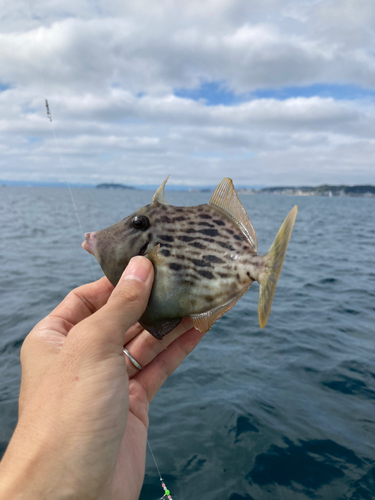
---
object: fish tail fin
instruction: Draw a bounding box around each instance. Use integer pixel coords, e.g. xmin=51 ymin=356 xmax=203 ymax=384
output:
xmin=258 ymin=205 xmax=298 ymax=329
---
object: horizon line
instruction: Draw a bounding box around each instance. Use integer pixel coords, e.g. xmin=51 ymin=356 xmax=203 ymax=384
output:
xmin=1 ymin=180 xmax=375 ymax=190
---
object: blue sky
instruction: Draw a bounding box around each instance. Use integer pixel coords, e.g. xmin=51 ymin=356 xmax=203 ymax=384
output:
xmin=0 ymin=0 xmax=374 ymax=186
xmin=176 ymin=82 xmax=375 ymax=106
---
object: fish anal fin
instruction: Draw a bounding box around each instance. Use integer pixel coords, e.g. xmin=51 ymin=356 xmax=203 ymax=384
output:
xmin=209 ymin=178 xmax=258 ymax=252
xmin=152 ymin=176 xmax=170 ymax=206
xmin=191 ymin=284 xmax=251 ymax=332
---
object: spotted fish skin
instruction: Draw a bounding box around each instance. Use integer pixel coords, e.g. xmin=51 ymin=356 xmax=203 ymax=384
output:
xmin=137 ymin=202 xmax=266 ymax=335
xmin=82 ymin=178 xmax=297 ymax=338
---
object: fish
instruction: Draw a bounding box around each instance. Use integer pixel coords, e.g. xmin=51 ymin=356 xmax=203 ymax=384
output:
xmin=82 ymin=177 xmax=297 ymax=339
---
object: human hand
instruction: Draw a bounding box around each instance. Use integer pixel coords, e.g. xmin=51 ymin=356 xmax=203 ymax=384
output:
xmin=0 ymin=256 xmax=205 ymax=500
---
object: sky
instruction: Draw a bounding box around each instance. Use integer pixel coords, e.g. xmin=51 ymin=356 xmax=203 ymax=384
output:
xmin=0 ymin=0 xmax=375 ymax=187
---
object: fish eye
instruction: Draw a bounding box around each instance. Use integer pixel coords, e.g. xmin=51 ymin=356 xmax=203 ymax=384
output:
xmin=132 ymin=215 xmax=149 ymax=230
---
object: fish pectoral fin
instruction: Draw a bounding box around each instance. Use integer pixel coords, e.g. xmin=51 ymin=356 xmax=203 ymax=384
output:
xmin=190 ymin=285 xmax=251 ymax=333
xmin=209 ymin=178 xmax=258 ymax=252
xmin=146 ymin=244 xmax=162 ymax=265
xmin=151 ymin=176 xmax=170 ymax=206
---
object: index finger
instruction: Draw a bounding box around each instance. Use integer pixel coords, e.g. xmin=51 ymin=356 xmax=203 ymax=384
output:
xmin=49 ymin=276 xmax=114 ymax=326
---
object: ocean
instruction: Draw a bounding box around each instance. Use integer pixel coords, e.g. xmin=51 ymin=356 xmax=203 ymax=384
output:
xmin=0 ymin=186 xmax=374 ymax=499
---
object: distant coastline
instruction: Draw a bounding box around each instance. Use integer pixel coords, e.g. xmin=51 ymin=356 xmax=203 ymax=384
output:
xmin=1 ymin=181 xmax=374 ymax=197
xmin=238 ymin=184 xmax=375 ymax=198
xmin=96 ymin=183 xmax=135 ymax=190
xmin=95 ymin=183 xmax=375 ymax=197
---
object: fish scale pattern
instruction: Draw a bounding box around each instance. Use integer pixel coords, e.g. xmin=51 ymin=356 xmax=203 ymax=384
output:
xmin=83 ymin=178 xmax=296 ymax=338
xmin=146 ymin=203 xmax=259 ymax=313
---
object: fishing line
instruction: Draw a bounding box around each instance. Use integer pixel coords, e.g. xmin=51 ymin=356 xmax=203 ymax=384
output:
xmin=45 ymin=102 xmax=97 ymax=282
xmin=148 ymin=441 xmax=174 ymax=500
xmin=27 ymin=3 xmax=97 ymax=282
xmin=27 ymin=6 xmax=174 ymax=499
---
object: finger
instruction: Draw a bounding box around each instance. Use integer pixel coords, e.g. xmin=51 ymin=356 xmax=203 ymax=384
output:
xmin=134 ymin=327 xmax=206 ymax=401
xmin=50 ymin=276 xmax=114 ymax=326
xmin=124 ymin=317 xmax=193 ymax=378
xmin=72 ymin=257 xmax=154 ymax=352
xmin=123 ymin=322 xmax=145 ymax=344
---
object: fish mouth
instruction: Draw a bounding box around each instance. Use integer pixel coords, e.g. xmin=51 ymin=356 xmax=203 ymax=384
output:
xmin=82 ymin=232 xmax=97 ymax=256
xmin=81 ymin=239 xmax=90 ymax=252
xmin=138 ymin=241 xmax=149 ymax=256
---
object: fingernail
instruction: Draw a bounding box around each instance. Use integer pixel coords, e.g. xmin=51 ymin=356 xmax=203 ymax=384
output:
xmin=122 ymin=256 xmax=151 ymax=283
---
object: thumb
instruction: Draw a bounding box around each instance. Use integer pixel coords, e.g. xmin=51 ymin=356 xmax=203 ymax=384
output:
xmin=78 ymin=256 xmax=154 ymax=353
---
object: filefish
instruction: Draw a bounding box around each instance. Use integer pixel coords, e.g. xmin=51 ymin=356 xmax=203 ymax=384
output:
xmin=82 ymin=178 xmax=297 ymax=339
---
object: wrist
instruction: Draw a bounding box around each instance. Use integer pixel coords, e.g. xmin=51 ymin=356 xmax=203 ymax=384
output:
xmin=0 ymin=425 xmax=86 ymax=500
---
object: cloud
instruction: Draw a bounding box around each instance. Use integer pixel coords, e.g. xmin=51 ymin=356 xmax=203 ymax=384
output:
xmin=0 ymin=0 xmax=374 ymax=185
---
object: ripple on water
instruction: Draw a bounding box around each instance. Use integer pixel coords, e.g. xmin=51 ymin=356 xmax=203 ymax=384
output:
xmin=229 ymin=414 xmax=260 ymax=442
xmin=341 ymin=466 xmax=375 ymax=500
xmin=247 ymin=438 xmax=363 ymax=489
xmin=321 ymin=360 xmax=375 ymax=399
xmin=228 ymin=494 xmax=256 ymax=500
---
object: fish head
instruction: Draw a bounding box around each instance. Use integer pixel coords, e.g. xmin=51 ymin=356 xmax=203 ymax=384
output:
xmin=82 ymin=177 xmax=170 ymax=286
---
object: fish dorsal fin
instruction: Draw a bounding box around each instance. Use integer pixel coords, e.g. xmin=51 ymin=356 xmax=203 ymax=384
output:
xmin=209 ymin=178 xmax=258 ymax=252
xmin=152 ymin=176 xmax=170 ymax=206
xmin=190 ymin=284 xmax=252 ymax=333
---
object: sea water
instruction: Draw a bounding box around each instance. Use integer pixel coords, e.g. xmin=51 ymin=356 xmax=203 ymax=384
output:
xmin=0 ymin=187 xmax=374 ymax=499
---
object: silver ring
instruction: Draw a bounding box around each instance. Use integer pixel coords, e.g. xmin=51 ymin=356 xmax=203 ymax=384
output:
xmin=123 ymin=348 xmax=143 ymax=370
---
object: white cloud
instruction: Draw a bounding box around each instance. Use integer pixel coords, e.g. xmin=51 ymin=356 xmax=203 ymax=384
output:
xmin=0 ymin=0 xmax=374 ymax=185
